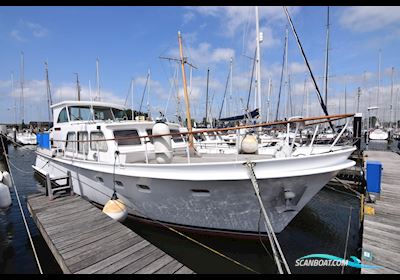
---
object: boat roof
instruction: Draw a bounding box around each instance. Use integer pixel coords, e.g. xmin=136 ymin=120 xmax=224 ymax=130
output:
xmin=51 ymin=100 xmax=126 ymax=110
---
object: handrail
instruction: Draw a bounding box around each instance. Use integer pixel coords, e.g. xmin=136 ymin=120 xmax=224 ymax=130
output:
xmin=49 ymin=113 xmax=355 ymax=144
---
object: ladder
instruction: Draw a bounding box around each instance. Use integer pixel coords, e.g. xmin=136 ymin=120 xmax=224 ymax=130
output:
xmin=45 ymin=171 xmax=74 ymax=200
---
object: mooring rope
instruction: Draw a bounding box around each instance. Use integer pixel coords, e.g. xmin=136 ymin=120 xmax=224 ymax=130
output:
xmin=7 ymin=159 xmax=34 ymax=174
xmin=245 ymin=161 xmax=291 ymax=274
xmin=0 ymin=136 xmax=43 ymax=274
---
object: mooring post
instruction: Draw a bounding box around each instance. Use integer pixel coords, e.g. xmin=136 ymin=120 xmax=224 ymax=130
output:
xmin=46 ymin=173 xmax=53 ymax=200
xmin=353 ymin=113 xmax=362 ymax=150
xmin=67 ymin=171 xmax=74 ymax=196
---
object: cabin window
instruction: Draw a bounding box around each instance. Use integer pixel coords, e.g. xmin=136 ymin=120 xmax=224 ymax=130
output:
xmin=90 ymin=132 xmax=108 ymax=152
xmin=145 ymin=129 xmax=154 ymax=144
xmin=112 ymin=108 xmax=128 ymax=120
xmin=77 ymin=132 xmax=89 ymax=155
xmin=68 ymin=106 xmax=91 ymax=121
xmin=57 ymin=108 xmax=69 ymax=123
xmin=65 ymin=132 xmax=76 ymax=152
xmin=114 ymin=130 xmax=141 ymax=146
xmin=93 ymin=107 xmax=114 ymax=121
xmin=170 ymin=129 xmax=184 ymax=143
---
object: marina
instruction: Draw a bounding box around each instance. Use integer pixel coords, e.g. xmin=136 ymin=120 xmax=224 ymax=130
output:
xmin=1 ymin=6 xmax=400 ymax=275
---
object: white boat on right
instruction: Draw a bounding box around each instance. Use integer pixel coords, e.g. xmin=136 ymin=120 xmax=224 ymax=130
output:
xmin=369 ymin=128 xmax=388 ymax=141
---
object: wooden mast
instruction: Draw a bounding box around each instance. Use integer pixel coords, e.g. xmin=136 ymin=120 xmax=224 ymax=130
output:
xmin=177 ymin=31 xmax=194 ymax=147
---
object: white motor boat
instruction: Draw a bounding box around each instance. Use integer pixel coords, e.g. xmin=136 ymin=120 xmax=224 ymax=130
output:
xmin=12 ymin=130 xmax=37 ymax=145
xmin=369 ymin=128 xmax=388 ymax=141
xmin=33 ymin=100 xmax=356 ymax=234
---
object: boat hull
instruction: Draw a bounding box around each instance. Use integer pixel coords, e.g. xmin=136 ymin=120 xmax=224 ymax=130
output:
xmin=33 ymin=148 xmax=355 ymax=234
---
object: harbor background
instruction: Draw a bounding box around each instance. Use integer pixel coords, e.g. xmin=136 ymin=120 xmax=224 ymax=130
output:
xmin=0 ymin=140 xmax=398 ymax=274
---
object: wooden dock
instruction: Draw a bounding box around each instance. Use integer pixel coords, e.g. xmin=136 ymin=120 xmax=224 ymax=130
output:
xmin=361 ymin=150 xmax=400 ymax=274
xmin=27 ymin=193 xmax=195 ymax=274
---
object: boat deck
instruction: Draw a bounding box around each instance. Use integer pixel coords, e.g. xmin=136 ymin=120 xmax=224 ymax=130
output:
xmin=361 ymin=150 xmax=400 ymax=274
xmin=27 ymin=193 xmax=195 ymax=274
xmin=148 ymin=153 xmax=273 ymax=164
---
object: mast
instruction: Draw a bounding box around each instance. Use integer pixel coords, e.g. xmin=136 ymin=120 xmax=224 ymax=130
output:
xmin=390 ymin=67 xmax=394 ymax=127
xmin=45 ymin=61 xmax=53 ymax=122
xmin=266 ymin=77 xmax=272 ymax=123
xmin=275 ymin=26 xmax=288 ymax=121
xmin=178 ymin=31 xmax=194 ymax=146
xmin=74 ymin=73 xmax=81 ymax=101
xmin=323 ymin=6 xmax=330 ymax=106
xmin=285 ymin=27 xmax=289 ymax=118
xmin=11 ymin=72 xmax=17 ymax=125
xmin=306 ymin=78 xmax=309 ymax=118
xmin=147 ymin=69 xmax=151 ymax=119
xmin=377 ymin=49 xmax=381 ymax=122
xmin=255 ymin=6 xmax=262 ymax=123
xmin=283 ymin=7 xmax=333 ymax=130
xmin=229 ymin=57 xmax=233 ymax=117
xmin=205 ymin=68 xmax=209 ymax=126
xmin=131 ymin=78 xmax=134 ymax=120
xmin=20 ymin=51 xmax=25 ymax=125
xmin=96 ymin=57 xmax=101 ymax=101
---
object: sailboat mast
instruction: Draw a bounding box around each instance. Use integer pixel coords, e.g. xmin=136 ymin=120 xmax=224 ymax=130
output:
xmin=285 ymin=27 xmax=289 ymax=118
xmin=131 ymin=78 xmax=134 ymax=120
xmin=20 ymin=51 xmax=24 ymax=125
xmin=11 ymin=72 xmax=17 ymax=125
xmin=96 ymin=57 xmax=101 ymax=101
xmin=229 ymin=57 xmax=233 ymax=117
xmin=266 ymin=77 xmax=271 ymax=123
xmin=306 ymin=78 xmax=309 ymax=118
xmin=177 ymin=31 xmax=194 ymax=146
xmin=45 ymin=61 xmax=53 ymax=122
xmin=255 ymin=6 xmax=262 ymax=122
xmin=205 ymin=68 xmax=209 ymax=126
xmin=147 ymin=69 xmax=151 ymax=119
xmin=390 ymin=67 xmax=394 ymax=127
xmin=323 ymin=6 xmax=330 ymax=106
xmin=377 ymin=49 xmax=381 ymax=122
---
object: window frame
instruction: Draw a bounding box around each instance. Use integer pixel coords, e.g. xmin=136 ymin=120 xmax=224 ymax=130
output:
xmin=65 ymin=132 xmax=76 ymax=152
xmin=90 ymin=131 xmax=108 ymax=152
xmin=77 ymin=131 xmax=89 ymax=155
xmin=57 ymin=107 xmax=70 ymax=123
xmin=113 ymin=129 xmax=142 ymax=146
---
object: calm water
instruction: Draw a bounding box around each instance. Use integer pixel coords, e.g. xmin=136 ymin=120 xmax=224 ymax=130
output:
xmin=1 ymin=139 xmax=398 ymax=274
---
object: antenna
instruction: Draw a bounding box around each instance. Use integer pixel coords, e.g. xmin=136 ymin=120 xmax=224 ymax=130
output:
xmin=74 ymin=73 xmax=81 ymax=101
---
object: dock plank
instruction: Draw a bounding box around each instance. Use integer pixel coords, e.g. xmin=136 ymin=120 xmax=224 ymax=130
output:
xmin=27 ymin=193 xmax=194 ymax=274
xmin=362 ymin=151 xmax=400 ymax=274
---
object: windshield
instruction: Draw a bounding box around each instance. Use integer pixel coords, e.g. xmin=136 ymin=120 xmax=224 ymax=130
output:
xmin=93 ymin=107 xmax=114 ymax=120
xmin=68 ymin=106 xmax=91 ymax=121
xmin=66 ymin=105 xmax=126 ymax=121
xmin=112 ymin=108 xmax=128 ymax=120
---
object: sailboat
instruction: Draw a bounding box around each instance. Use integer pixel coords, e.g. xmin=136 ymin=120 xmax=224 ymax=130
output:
xmin=15 ymin=52 xmax=37 ymax=145
xmin=369 ymin=50 xmax=388 ymax=141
